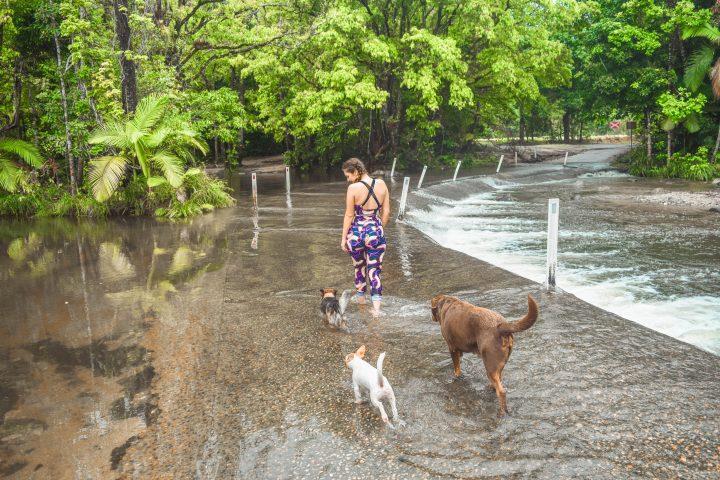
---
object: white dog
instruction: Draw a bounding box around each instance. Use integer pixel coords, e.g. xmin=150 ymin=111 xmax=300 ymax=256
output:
xmin=344 ymin=345 xmax=398 ymax=427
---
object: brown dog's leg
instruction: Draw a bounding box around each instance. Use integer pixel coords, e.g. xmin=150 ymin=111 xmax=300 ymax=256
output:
xmin=488 ymin=370 xmax=508 ymax=415
xmin=450 ymin=350 xmax=463 ymax=377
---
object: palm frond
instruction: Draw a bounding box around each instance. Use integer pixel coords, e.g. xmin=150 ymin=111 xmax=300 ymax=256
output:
xmin=684 ymin=113 xmax=701 ymax=133
xmin=174 ymin=145 xmax=198 ymax=165
xmin=661 ymin=117 xmax=676 ymax=132
xmin=0 ymin=139 xmax=43 ymax=168
xmin=125 ymin=122 xmax=146 ymax=145
xmin=146 ymin=176 xmax=168 ymax=187
xmin=89 ymin=121 xmax=131 ymax=149
xmin=145 ymin=127 xmax=171 ymax=149
xmin=88 ymin=155 xmax=128 ymax=201
xmin=132 ymin=95 xmax=168 ymax=132
xmin=0 ymin=157 xmax=24 ymax=192
xmin=684 ymin=45 xmax=716 ymax=92
xmin=149 ymin=150 xmax=183 ymax=187
xmin=177 ymin=128 xmax=209 ymax=155
xmin=682 ymin=24 xmax=720 ymax=43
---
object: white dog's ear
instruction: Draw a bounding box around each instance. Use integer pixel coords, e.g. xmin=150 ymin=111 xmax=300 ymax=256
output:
xmin=356 ymin=345 xmax=366 ymax=358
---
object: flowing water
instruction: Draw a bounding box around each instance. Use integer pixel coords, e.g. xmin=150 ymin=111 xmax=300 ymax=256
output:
xmin=408 ymin=156 xmax=720 ymax=355
xmin=1 ymin=155 xmax=718 ymax=478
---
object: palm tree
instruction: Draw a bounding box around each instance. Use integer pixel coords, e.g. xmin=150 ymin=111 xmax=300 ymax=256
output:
xmin=0 ymin=138 xmax=43 ymax=193
xmin=682 ymin=22 xmax=720 ymax=162
xmin=88 ymin=94 xmax=207 ymax=201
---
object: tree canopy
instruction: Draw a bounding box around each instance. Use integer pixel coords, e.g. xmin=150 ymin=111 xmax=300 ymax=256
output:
xmin=1 ymin=0 xmax=719 ymax=216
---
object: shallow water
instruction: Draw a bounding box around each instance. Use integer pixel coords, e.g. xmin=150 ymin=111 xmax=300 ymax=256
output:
xmin=1 ymin=160 xmax=718 ymax=478
xmin=408 ymin=166 xmax=720 ymax=355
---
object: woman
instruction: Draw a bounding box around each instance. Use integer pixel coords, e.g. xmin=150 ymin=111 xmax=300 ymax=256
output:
xmin=341 ymin=158 xmax=390 ymax=316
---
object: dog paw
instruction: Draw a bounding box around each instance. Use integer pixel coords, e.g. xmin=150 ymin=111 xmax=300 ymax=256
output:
xmin=354 ymin=399 xmax=364 ymax=404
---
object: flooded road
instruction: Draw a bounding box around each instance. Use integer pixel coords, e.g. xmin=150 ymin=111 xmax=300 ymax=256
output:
xmin=1 ymin=162 xmax=719 ymax=478
xmin=408 ymin=145 xmax=720 ymax=355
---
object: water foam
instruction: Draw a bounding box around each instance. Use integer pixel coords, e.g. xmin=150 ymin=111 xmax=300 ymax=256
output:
xmin=408 ymin=187 xmax=720 ymax=356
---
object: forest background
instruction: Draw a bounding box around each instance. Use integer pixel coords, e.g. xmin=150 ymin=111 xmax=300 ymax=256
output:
xmin=2 ymin=0 xmax=720 ymax=217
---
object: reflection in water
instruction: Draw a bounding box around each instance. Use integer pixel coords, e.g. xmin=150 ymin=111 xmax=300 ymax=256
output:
xmin=0 ymin=215 xmax=232 ymax=478
xmin=251 ymin=211 xmax=260 ymax=250
xmin=395 ymin=223 xmax=413 ymax=279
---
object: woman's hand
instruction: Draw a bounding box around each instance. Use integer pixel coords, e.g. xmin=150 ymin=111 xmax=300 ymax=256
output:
xmin=341 ymin=236 xmax=349 ymax=253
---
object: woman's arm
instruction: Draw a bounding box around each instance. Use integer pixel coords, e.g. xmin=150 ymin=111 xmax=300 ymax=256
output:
xmin=341 ymin=186 xmax=355 ymax=252
xmin=381 ymin=182 xmax=391 ymax=226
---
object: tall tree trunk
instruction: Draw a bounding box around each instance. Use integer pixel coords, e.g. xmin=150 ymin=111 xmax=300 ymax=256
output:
xmin=114 ymin=0 xmax=138 ymax=113
xmin=712 ymin=120 xmax=720 ymax=163
xmin=231 ymin=67 xmax=245 ymax=160
xmin=562 ymin=111 xmax=571 ymax=143
xmin=519 ymin=105 xmax=526 ymax=144
xmin=53 ymin=27 xmax=77 ymax=195
xmin=0 ymin=59 xmax=22 ymax=132
xmin=645 ymin=108 xmax=652 ymax=160
xmin=666 ymin=129 xmax=673 ymax=164
xmin=579 ymin=120 xmax=584 ymax=143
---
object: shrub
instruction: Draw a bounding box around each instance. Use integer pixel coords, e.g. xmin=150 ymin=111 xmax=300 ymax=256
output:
xmin=154 ymin=171 xmax=235 ymax=219
xmin=628 ymin=146 xmax=719 ymax=180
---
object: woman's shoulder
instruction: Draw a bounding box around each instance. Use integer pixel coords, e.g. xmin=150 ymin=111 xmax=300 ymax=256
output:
xmin=374 ymin=178 xmax=388 ymax=190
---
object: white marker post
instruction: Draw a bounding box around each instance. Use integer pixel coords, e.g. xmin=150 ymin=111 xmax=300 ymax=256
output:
xmin=515 ymin=151 xmax=518 ymax=165
xmin=390 ymin=157 xmax=397 ymax=179
xmin=496 ymin=154 xmax=505 ymax=174
xmin=563 ymin=152 xmax=569 ymax=166
xmin=546 ymin=198 xmax=560 ymax=291
xmin=453 ymin=161 xmax=462 ymax=181
xmin=397 ymin=176 xmax=410 ymax=221
xmin=534 ymin=147 xmax=538 ymax=161
xmin=417 ymin=165 xmax=427 ymax=189
xmin=285 ymin=166 xmax=291 ymax=192
xmin=251 ymin=172 xmax=258 ymax=209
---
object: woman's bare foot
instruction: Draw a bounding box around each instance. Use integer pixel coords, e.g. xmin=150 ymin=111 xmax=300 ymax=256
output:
xmin=371 ymin=300 xmax=381 ymax=317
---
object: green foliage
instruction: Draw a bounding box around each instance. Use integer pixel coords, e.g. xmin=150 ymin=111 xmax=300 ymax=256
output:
xmin=154 ymin=171 xmax=235 ymax=219
xmin=0 ymin=183 xmax=107 ymax=217
xmin=0 ymin=138 xmax=43 ymax=193
xmin=629 ymin=146 xmax=719 ymax=180
xmin=87 ymin=94 xmax=207 ymax=201
xmin=657 ymin=88 xmax=707 ymax=133
xmin=4 ymin=0 xmax=720 ymax=202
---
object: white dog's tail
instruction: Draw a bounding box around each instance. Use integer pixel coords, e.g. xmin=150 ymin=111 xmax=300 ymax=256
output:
xmin=376 ymin=352 xmax=386 ymax=387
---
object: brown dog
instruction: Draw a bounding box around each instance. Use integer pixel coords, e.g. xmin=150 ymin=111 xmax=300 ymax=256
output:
xmin=431 ymin=294 xmax=538 ymax=415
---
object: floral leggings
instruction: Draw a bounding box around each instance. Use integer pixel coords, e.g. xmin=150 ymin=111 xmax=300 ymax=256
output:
xmin=346 ymin=207 xmax=386 ymax=301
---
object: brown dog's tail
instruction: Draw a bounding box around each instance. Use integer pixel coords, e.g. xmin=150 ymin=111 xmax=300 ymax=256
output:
xmin=497 ymin=295 xmax=538 ymax=335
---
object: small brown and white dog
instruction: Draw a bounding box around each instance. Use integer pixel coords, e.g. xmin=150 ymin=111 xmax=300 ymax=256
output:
xmin=320 ymin=288 xmax=349 ymax=327
xmin=431 ymin=294 xmax=538 ymax=415
xmin=344 ymin=345 xmax=399 ymax=427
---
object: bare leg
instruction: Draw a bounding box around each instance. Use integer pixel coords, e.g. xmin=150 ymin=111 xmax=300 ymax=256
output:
xmin=371 ymin=299 xmax=381 ymax=316
xmin=356 ymin=292 xmax=366 ymax=305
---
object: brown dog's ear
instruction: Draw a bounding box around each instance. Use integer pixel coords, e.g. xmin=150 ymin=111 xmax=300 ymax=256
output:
xmin=320 ymin=288 xmax=326 ymax=296
xmin=430 ymin=294 xmax=444 ymax=322
xmin=356 ymin=345 xmax=366 ymax=358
